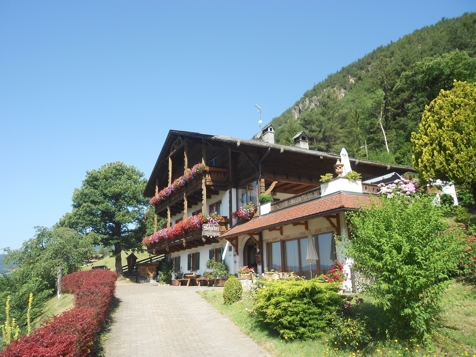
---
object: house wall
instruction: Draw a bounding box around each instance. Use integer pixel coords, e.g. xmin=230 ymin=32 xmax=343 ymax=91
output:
xmin=231 ymin=216 xmax=341 ymax=278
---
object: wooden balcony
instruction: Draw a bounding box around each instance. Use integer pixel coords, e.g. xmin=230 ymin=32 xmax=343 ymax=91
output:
xmin=269 ymin=182 xmax=379 ymax=213
xmin=154 ymin=166 xmax=229 ymax=217
xmin=147 ymin=219 xmax=229 ymax=255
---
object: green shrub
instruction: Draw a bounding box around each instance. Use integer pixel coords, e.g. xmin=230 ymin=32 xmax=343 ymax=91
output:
xmin=345 ymin=194 xmax=466 ymax=343
xmin=258 ymin=193 xmax=274 ymax=203
xmin=440 ymin=193 xmax=455 ymax=216
xmin=456 ymin=184 xmax=475 ymax=207
xmin=223 ymin=276 xmax=242 ymax=305
xmin=344 ymin=171 xmax=362 ymax=181
xmin=328 ymin=314 xmax=371 ymax=351
xmin=320 ymin=173 xmax=334 ymax=183
xmin=252 ymin=279 xmax=343 ymax=340
xmin=455 ymin=206 xmax=473 ymax=226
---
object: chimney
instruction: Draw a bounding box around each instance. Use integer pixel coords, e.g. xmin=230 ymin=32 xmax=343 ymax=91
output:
xmin=261 ymin=124 xmax=274 ymax=144
xmin=293 ymin=131 xmax=309 ymax=150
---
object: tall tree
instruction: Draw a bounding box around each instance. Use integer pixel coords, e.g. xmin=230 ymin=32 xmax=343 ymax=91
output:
xmin=63 ymin=162 xmax=148 ymax=274
xmin=5 ymin=226 xmax=94 ymax=289
xmin=412 ymin=81 xmax=476 ymax=201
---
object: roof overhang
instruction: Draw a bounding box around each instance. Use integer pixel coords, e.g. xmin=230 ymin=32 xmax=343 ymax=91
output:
xmin=220 ymin=191 xmax=375 ymax=239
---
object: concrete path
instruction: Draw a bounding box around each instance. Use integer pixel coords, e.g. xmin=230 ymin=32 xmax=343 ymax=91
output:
xmin=104 ymin=282 xmax=271 ymax=357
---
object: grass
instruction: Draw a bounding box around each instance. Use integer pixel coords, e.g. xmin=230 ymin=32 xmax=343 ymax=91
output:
xmin=85 ymin=250 xmax=151 ymax=270
xmin=32 ymin=293 xmax=75 ymax=329
xmin=198 ymin=280 xmax=476 ymax=357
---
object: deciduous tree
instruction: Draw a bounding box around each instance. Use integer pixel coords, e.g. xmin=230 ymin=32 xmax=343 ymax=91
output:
xmin=5 ymin=226 xmax=94 ymax=289
xmin=411 ymin=81 xmax=476 ymax=202
xmin=63 ymin=162 xmax=148 ymax=274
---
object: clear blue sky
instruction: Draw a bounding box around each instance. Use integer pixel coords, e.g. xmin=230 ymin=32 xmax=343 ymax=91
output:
xmin=1 ymin=1 xmax=475 ymax=250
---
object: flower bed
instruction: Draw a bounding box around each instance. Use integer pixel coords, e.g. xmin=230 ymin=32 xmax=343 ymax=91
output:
xmin=1 ymin=270 xmax=117 ymax=357
xmin=149 ymin=163 xmax=206 ymax=205
xmin=143 ymin=213 xmax=222 ymax=246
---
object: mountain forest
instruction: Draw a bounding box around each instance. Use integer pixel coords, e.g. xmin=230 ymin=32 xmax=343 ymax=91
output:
xmin=269 ymin=12 xmax=476 ymax=166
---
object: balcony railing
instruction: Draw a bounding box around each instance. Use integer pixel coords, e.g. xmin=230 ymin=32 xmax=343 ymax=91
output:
xmin=269 ymin=182 xmax=380 ymax=213
xmin=145 ymin=218 xmax=229 ymax=255
xmin=153 ymin=166 xmax=229 ymax=215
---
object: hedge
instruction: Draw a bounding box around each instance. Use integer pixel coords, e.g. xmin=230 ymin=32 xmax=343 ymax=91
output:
xmin=1 ymin=269 xmax=117 ymax=357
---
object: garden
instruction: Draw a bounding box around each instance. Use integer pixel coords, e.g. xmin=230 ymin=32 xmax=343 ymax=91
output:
xmin=200 ymin=181 xmax=476 ymax=356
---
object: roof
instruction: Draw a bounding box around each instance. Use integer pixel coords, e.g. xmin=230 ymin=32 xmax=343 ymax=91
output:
xmin=144 ymin=129 xmax=414 ymax=196
xmin=220 ymin=192 xmax=374 ymax=238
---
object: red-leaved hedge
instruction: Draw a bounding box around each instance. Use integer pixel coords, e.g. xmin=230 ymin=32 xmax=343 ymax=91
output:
xmin=1 ymin=269 xmax=117 ymax=357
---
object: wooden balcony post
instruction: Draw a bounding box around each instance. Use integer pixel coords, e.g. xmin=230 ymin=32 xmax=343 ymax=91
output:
xmin=168 ymin=157 xmax=172 ymax=186
xmin=184 ymin=142 xmax=188 ymax=220
xmin=184 ymin=141 xmax=188 ymax=173
xmin=184 ymin=192 xmax=188 ymax=220
xmin=260 ymin=178 xmax=265 ymax=194
xmin=167 ymin=206 xmax=171 ymax=228
xmin=202 ymin=141 xmax=207 ymax=215
xmin=154 ymin=179 xmax=158 ymax=233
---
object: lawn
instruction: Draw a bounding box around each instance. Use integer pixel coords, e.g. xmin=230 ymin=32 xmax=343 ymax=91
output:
xmin=199 ymin=280 xmax=476 ymax=357
xmin=85 ymin=250 xmax=152 ymax=270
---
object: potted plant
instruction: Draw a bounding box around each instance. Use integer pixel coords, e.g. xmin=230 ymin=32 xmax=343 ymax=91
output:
xmin=344 ymin=171 xmax=362 ymax=181
xmin=258 ymin=193 xmax=274 ymax=203
xmin=232 ymin=202 xmax=257 ymax=223
xmin=205 ymin=259 xmax=229 ymax=287
xmin=320 ymin=173 xmax=334 ymax=183
xmin=238 ymin=266 xmax=254 ymax=279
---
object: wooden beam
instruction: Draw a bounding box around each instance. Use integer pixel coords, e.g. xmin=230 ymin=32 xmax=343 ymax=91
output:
xmin=268 ymin=227 xmax=283 ymax=235
xmin=225 ymin=237 xmax=239 ymax=255
xmin=292 ymin=221 xmax=308 ymax=231
xmin=202 ymin=141 xmax=207 ymax=215
xmin=248 ymin=234 xmax=259 ymax=245
xmin=324 ymin=216 xmax=338 ymax=231
xmin=265 ymin=181 xmax=279 ymax=195
xmin=267 ymin=172 xmax=319 ymax=186
xmin=167 ymin=206 xmax=171 ymax=228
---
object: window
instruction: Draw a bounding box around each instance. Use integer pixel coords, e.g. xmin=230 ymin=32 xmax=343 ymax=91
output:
xmin=209 ymin=156 xmax=217 ymax=167
xmin=266 ymin=241 xmax=281 ymax=272
xmin=209 ymin=247 xmax=223 ymax=262
xmin=173 ymin=256 xmax=181 ymax=273
xmin=267 ymin=232 xmax=336 ymax=279
xmin=187 ymin=252 xmax=200 ymax=271
xmin=209 ymin=201 xmax=222 ymax=215
xmin=316 ymin=232 xmax=335 ymax=274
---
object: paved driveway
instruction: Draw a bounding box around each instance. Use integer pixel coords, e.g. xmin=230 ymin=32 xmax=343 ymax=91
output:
xmin=104 ymin=282 xmax=270 ymax=357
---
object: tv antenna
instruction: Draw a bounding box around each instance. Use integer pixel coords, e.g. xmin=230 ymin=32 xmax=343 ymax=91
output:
xmin=255 ymin=104 xmax=262 ymax=129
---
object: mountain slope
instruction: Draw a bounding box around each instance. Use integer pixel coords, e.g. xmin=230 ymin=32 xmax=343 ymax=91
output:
xmin=270 ymin=13 xmax=476 ymax=165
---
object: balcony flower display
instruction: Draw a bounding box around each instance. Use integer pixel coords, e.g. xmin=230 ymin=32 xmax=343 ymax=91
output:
xmin=232 ymin=202 xmax=256 ymax=221
xmin=143 ymin=213 xmax=222 ymax=246
xmin=149 ymin=162 xmax=207 ymax=205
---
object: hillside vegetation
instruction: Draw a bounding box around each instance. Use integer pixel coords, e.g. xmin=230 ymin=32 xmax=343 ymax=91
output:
xmin=270 ymin=13 xmax=476 ymax=165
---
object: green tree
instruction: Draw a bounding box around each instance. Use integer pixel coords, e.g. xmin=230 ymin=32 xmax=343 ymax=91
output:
xmin=5 ymin=226 xmax=94 ymax=289
xmin=63 ymin=162 xmax=148 ymax=274
xmin=411 ymin=81 xmax=476 ymax=202
xmin=345 ymin=194 xmax=465 ymax=342
xmin=393 ymin=50 xmax=476 ymax=138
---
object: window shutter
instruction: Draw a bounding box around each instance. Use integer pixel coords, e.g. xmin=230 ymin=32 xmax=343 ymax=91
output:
xmin=187 ymin=254 xmax=191 ymax=270
xmin=196 ymin=252 xmax=200 ymax=270
xmin=177 ymin=256 xmax=181 ymax=272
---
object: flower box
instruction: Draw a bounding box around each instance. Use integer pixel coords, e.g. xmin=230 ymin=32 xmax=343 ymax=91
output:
xmin=320 ymin=177 xmax=362 ymax=197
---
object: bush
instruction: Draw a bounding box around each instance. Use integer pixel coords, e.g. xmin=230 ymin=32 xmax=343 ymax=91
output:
xmin=345 ymin=194 xmax=466 ymax=342
xmin=328 ymin=295 xmax=371 ymax=351
xmin=328 ymin=315 xmax=371 ymax=351
xmin=252 ymin=279 xmax=343 ymax=340
xmin=1 ymin=270 xmax=117 ymax=357
xmin=223 ymin=276 xmax=242 ymax=305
